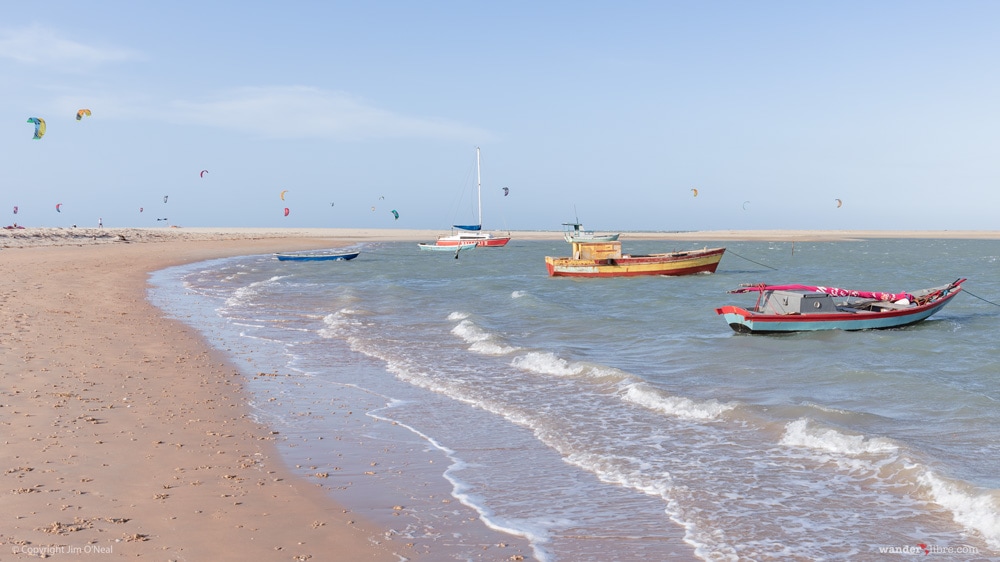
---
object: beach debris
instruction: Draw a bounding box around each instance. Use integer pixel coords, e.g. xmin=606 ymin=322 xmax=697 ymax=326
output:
xmin=38 ymin=517 xmax=93 ymax=534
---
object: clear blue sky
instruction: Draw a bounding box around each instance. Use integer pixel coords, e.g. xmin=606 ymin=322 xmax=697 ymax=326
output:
xmin=3 ymin=2 xmax=998 ymax=231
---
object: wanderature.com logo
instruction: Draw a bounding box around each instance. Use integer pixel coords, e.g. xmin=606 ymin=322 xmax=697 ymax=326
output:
xmin=876 ymin=543 xmax=980 ymax=555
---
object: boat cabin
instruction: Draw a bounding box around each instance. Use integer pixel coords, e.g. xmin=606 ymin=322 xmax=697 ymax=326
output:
xmin=759 ymin=290 xmax=837 ymax=315
xmin=571 ymin=241 xmax=622 ymax=260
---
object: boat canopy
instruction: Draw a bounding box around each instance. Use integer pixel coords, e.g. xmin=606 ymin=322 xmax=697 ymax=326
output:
xmin=452 ymin=224 xmax=482 ymax=231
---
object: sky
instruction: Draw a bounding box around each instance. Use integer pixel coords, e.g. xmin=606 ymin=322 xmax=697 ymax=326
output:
xmin=2 ymin=1 xmax=999 ymax=231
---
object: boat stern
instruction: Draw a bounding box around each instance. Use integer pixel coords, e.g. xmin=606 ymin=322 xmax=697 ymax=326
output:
xmin=715 ymin=305 xmax=754 ymax=333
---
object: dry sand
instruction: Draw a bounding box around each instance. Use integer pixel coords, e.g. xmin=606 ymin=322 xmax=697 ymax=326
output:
xmin=2 ymin=226 xmax=998 ymax=560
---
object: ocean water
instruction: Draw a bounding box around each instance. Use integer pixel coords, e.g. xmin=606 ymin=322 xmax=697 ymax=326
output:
xmin=148 ymin=238 xmax=1000 ymax=561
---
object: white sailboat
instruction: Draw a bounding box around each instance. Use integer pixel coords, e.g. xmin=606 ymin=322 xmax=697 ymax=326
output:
xmin=434 ymin=147 xmax=511 ymax=248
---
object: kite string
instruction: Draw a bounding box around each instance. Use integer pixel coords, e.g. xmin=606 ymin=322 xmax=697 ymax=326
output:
xmin=725 ymin=249 xmax=778 ymax=271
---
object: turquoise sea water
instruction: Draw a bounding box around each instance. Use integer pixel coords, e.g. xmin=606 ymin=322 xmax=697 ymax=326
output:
xmin=148 ymin=238 xmax=1000 ymax=561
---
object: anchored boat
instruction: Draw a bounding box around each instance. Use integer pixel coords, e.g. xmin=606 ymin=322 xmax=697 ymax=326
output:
xmin=715 ymin=278 xmax=966 ymax=334
xmin=274 ymin=251 xmax=359 ymax=262
xmin=562 ymin=221 xmax=620 ymax=243
xmin=545 ymin=241 xmax=725 ymax=278
xmin=434 ymin=147 xmax=511 ymax=248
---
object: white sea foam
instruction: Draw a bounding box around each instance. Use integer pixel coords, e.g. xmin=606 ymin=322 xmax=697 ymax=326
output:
xmin=918 ymin=469 xmax=1000 ymax=550
xmin=469 ymin=340 xmax=518 ymax=355
xmin=780 ymin=419 xmax=899 ymax=455
xmin=447 ymin=311 xmax=470 ymax=321
xmin=451 ymin=319 xmax=490 ymax=343
xmin=318 ymin=309 xmax=362 ymax=338
xmin=622 ymin=383 xmax=735 ymax=420
xmin=225 ymin=275 xmax=286 ymax=308
xmin=511 ymin=352 xmax=584 ymax=377
xmin=451 ymin=319 xmax=518 ymax=354
xmin=511 ymin=290 xmax=527 ymax=299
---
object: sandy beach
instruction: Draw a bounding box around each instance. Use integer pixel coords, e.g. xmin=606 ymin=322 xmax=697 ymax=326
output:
xmin=2 ymin=226 xmax=998 ymax=560
xmin=0 ymin=233 xmax=401 ymax=561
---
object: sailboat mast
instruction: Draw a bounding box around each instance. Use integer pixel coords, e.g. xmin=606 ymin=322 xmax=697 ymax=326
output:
xmin=475 ymin=146 xmax=483 ymax=228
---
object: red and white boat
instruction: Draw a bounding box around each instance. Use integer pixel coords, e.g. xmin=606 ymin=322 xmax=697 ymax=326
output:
xmin=716 ymin=279 xmax=965 ymax=334
xmin=433 ymin=147 xmax=511 ymax=248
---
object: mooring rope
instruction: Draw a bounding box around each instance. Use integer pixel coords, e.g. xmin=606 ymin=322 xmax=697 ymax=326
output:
xmin=725 ymin=249 xmax=778 ymax=271
xmin=962 ymin=288 xmax=1000 ymax=308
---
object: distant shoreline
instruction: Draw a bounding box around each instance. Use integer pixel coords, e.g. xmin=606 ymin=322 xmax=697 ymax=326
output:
xmin=3 ymin=226 xmax=1000 ymax=248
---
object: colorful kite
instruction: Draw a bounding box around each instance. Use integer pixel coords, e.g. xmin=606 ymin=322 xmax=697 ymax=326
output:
xmin=27 ymin=117 xmax=45 ymax=139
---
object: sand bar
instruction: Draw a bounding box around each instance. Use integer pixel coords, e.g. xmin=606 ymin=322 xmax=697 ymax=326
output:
xmin=0 ymin=236 xmax=405 ymax=561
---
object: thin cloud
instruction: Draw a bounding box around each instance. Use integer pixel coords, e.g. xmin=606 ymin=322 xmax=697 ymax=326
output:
xmin=169 ymin=86 xmax=491 ymax=141
xmin=0 ymin=25 xmax=141 ymax=67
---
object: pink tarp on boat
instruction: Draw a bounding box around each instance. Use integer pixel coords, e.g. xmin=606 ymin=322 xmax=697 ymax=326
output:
xmin=731 ymin=284 xmax=913 ymax=302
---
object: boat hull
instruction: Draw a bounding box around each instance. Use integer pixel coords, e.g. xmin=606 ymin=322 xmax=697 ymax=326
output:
xmin=275 ymin=252 xmax=359 ymax=261
xmin=564 ymin=233 xmax=620 ymax=243
xmin=435 ymin=235 xmax=510 ymax=248
xmin=715 ymin=284 xmax=962 ymax=333
xmin=545 ymin=247 xmax=725 ymax=278
xmin=418 ymin=243 xmax=476 ymax=252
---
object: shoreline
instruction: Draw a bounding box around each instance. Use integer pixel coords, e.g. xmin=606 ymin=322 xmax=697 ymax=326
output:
xmin=0 ymin=238 xmax=405 ymax=561
xmin=3 ymin=226 xmax=1000 ymax=250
